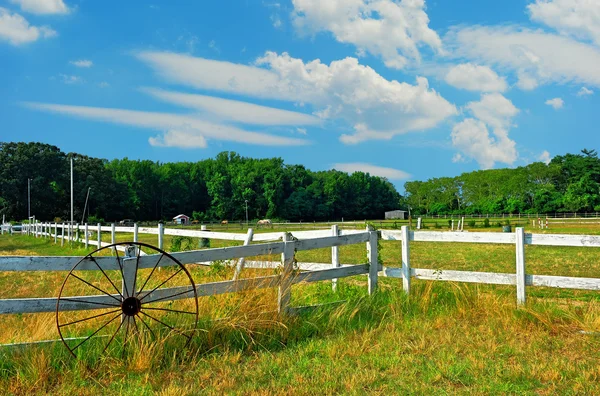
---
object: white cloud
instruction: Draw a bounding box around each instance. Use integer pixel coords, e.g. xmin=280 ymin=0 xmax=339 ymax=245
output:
xmin=291 ymin=0 xmax=442 ymax=69
xmin=149 ymin=129 xmax=208 ymax=149
xmin=58 ymin=74 xmax=82 ymax=84
xmin=528 ymin=0 xmax=600 ymax=46
xmin=70 ymin=59 xmax=93 ymax=68
xmin=446 ymin=25 xmax=600 ymax=89
xmin=465 ymin=92 xmax=519 ymax=130
xmin=137 ymin=51 xmax=457 ymax=144
xmin=545 ymin=97 xmax=564 ymax=109
xmin=332 ymin=162 xmax=411 ymax=180
xmin=22 ymin=102 xmax=310 ymax=147
xmin=445 ymin=63 xmax=507 ymax=92
xmin=270 ymin=14 xmax=282 ymax=28
xmin=98 ymin=81 xmax=109 ymax=88
xmin=538 ymin=150 xmax=551 ymax=164
xmin=451 ymin=93 xmax=519 ymax=169
xmin=141 ymin=88 xmax=320 ymax=126
xmin=451 ymin=118 xmax=517 ymax=170
xmin=577 ymin=87 xmax=594 ymax=97
xmin=296 ymin=127 xmax=307 ymax=135
xmin=10 ymin=0 xmax=69 ymax=15
xmin=0 ymin=7 xmax=56 ymax=45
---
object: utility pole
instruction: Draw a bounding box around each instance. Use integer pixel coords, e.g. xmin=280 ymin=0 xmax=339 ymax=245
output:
xmin=81 ymin=187 xmax=91 ymax=225
xmin=245 ymin=200 xmax=249 ymax=226
xmin=27 ymin=178 xmax=31 ymax=219
xmin=70 ymin=157 xmax=74 ymax=226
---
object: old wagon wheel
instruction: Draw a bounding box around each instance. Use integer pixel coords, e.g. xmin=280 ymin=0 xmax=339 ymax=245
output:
xmin=56 ymin=242 xmax=199 ymax=357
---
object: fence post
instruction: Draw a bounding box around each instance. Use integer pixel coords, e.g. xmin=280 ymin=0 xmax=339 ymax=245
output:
xmin=111 ymin=223 xmax=116 ymax=245
xmin=133 ymin=223 xmax=139 ymax=243
xmin=122 ymin=245 xmax=137 ymax=323
xmin=401 ymin=225 xmax=411 ymax=295
xmin=366 ymin=225 xmax=378 ymax=295
xmin=97 ymin=223 xmax=101 ymax=247
xmin=278 ymin=233 xmax=295 ymax=314
xmin=84 ymin=223 xmax=89 ymax=248
xmin=158 ymin=223 xmax=164 ymax=250
xmin=516 ymin=227 xmax=526 ymax=305
xmin=54 ymin=222 xmax=57 ymax=244
xmin=61 ymin=223 xmax=65 ymax=247
xmin=332 ymin=224 xmax=340 ymax=292
xmin=233 ymin=227 xmax=254 ymax=281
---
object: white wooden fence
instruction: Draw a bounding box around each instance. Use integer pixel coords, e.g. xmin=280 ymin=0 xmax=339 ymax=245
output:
xmin=0 ymin=228 xmax=379 ymax=316
xmin=5 ymin=223 xmax=600 ymax=316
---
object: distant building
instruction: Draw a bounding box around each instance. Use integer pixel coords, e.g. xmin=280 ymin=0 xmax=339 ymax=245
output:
xmin=385 ymin=210 xmax=407 ymax=220
xmin=172 ymin=214 xmax=190 ymax=225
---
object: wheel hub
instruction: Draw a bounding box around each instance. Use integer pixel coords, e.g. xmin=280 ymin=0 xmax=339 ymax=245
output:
xmin=121 ymin=296 xmax=141 ymax=316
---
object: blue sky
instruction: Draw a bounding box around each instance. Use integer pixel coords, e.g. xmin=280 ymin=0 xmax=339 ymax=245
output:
xmin=1 ymin=0 xmax=600 ymax=190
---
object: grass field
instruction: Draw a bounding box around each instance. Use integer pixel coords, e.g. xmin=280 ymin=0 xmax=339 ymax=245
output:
xmin=1 ymin=225 xmax=600 ymax=394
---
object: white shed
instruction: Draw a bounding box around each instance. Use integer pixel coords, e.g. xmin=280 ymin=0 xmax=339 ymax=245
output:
xmin=172 ymin=214 xmax=190 ymax=225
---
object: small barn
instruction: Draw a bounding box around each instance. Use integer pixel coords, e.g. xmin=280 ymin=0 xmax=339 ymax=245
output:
xmin=385 ymin=210 xmax=408 ymax=220
xmin=172 ymin=214 xmax=190 ymax=225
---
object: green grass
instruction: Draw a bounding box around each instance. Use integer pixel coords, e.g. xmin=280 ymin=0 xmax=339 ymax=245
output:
xmin=2 ymin=231 xmax=600 ymax=394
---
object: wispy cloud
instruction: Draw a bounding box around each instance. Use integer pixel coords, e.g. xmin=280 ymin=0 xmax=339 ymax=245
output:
xmin=22 ymin=102 xmax=311 ymax=147
xmin=577 ymin=87 xmax=594 ymax=97
xmin=333 ymin=162 xmax=411 ymax=180
xmin=58 ymin=74 xmax=83 ymax=84
xmin=70 ymin=59 xmax=93 ymax=68
xmin=141 ymin=87 xmax=320 ymax=126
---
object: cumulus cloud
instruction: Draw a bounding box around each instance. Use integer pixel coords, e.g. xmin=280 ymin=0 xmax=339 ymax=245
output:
xmin=545 ymin=97 xmax=564 ymax=109
xmin=445 ymin=63 xmax=507 ymax=92
xmin=149 ymin=129 xmax=208 ymax=149
xmin=577 ymin=87 xmax=594 ymax=97
xmin=445 ymin=25 xmax=600 ymax=89
xmin=291 ymin=0 xmax=442 ymax=69
xmin=0 ymin=7 xmax=56 ymax=45
xmin=141 ymin=87 xmax=320 ymax=126
xmin=9 ymin=0 xmax=69 ymax=15
xmin=451 ymin=93 xmax=519 ymax=169
xmin=538 ymin=150 xmax=551 ymax=164
xmin=451 ymin=118 xmax=517 ymax=170
xmin=70 ymin=59 xmax=93 ymax=68
xmin=22 ymin=102 xmax=310 ymax=147
xmin=528 ymin=0 xmax=600 ymax=46
xmin=332 ymin=162 xmax=411 ymax=180
xmin=137 ymin=51 xmax=457 ymax=144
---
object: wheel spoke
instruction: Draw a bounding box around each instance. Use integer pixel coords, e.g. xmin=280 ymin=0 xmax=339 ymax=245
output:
xmin=137 ymin=254 xmax=165 ymax=296
xmin=69 ymin=273 xmax=121 ymax=303
xmin=102 ymin=314 xmax=125 ymax=353
xmin=59 ymin=309 xmax=121 ymax=327
xmin=132 ymin=315 xmax=140 ymax=334
xmin=141 ymin=288 xmax=194 ymax=305
xmin=89 ymin=256 xmax=123 ymax=299
xmin=140 ymin=311 xmax=192 ymax=341
xmin=142 ymin=306 xmax=197 ymax=315
xmin=139 ymin=268 xmax=183 ymax=302
xmin=136 ymin=313 xmax=156 ymax=339
xmin=59 ymin=298 xmax=120 ymax=308
xmin=71 ymin=312 xmax=121 ymax=352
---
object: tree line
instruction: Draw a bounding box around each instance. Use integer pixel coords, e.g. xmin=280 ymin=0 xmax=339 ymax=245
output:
xmin=403 ymin=149 xmax=600 ymax=215
xmin=0 ymin=142 xmax=401 ymax=223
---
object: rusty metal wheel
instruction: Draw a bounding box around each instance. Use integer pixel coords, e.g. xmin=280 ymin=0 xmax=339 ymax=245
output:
xmin=56 ymin=242 xmax=198 ymax=357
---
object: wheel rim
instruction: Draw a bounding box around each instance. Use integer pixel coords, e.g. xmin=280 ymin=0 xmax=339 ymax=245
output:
xmin=56 ymin=242 xmax=199 ymax=358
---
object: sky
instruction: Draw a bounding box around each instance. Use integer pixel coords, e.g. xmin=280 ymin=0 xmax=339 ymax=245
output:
xmin=1 ymin=0 xmax=600 ymax=191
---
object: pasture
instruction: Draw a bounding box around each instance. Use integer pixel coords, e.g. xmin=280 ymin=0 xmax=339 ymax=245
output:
xmin=1 ymin=223 xmax=600 ymax=394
